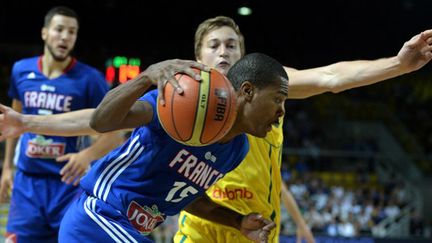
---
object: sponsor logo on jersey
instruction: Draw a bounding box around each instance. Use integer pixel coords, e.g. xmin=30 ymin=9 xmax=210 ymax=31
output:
xmin=212 ymin=187 xmax=254 ymax=200
xmin=204 ymin=151 xmax=216 ymax=162
xmin=40 ymin=84 xmax=56 ymax=92
xmin=26 ymin=135 xmax=66 ymax=158
xmin=26 ymin=72 xmax=36 ymax=79
xmin=5 ymin=232 xmax=17 ymax=243
xmin=127 ymin=201 xmax=165 ymax=235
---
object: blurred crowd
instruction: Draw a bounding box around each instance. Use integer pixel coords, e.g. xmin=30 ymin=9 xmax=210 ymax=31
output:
xmin=281 ymin=172 xmax=412 ymax=237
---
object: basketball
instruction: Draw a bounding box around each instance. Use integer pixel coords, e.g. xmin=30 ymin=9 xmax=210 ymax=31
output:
xmin=157 ymin=68 xmax=237 ymax=146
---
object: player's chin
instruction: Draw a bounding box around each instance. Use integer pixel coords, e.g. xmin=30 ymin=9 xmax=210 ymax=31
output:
xmin=214 ymin=66 xmax=230 ymax=76
xmin=54 ymin=50 xmax=72 ymax=61
xmin=249 ymin=128 xmax=269 ymax=138
xmin=53 ymin=53 xmax=69 ymax=62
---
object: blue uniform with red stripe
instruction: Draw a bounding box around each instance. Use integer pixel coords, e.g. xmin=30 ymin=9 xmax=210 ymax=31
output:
xmin=6 ymin=56 xmax=109 ymax=242
xmin=59 ymin=90 xmax=249 ymax=242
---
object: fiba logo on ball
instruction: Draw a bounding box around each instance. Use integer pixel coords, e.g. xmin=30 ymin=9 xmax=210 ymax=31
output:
xmin=214 ymin=88 xmax=228 ymax=121
xmin=157 ymin=68 xmax=237 ymax=146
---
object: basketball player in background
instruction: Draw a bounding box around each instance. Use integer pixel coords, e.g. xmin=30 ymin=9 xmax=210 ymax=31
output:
xmin=0 ymin=6 xmax=122 ymax=242
xmin=0 ymin=16 xmax=431 ymax=243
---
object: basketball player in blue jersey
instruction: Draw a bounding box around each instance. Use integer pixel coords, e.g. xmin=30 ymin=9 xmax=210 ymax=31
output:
xmin=54 ymin=53 xmax=287 ymax=242
xmin=0 ymin=6 xmax=123 ymax=243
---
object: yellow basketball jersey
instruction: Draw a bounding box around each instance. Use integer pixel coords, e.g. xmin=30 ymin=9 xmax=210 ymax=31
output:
xmin=175 ymin=118 xmax=284 ymax=243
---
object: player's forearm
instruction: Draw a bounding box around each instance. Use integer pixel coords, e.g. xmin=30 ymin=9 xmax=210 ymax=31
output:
xmin=90 ymin=73 xmax=152 ymax=133
xmin=287 ymin=56 xmax=403 ymax=99
xmin=80 ymin=131 xmax=124 ymax=161
xmin=184 ymin=195 xmax=243 ymax=230
xmin=281 ymin=182 xmax=307 ymax=227
xmin=325 ymin=29 xmax=432 ymax=95
xmin=22 ymin=109 xmax=98 ymax=136
xmin=3 ymin=138 xmax=18 ymax=170
xmin=325 ymin=56 xmax=404 ymax=93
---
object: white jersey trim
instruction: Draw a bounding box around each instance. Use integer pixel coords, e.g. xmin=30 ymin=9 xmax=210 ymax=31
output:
xmin=93 ymin=135 xmax=144 ymax=200
xmin=84 ymin=196 xmax=138 ymax=243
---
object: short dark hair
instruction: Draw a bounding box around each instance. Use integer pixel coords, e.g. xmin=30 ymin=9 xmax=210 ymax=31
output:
xmin=227 ymin=53 xmax=288 ymax=90
xmin=44 ymin=6 xmax=79 ymax=27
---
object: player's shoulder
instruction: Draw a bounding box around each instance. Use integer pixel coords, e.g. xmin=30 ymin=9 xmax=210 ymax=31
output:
xmin=139 ymin=89 xmax=158 ymax=103
xmin=237 ymin=133 xmax=248 ymax=144
xmin=72 ymin=61 xmax=108 ymax=86
xmin=73 ymin=60 xmax=105 ymax=79
xmin=234 ymin=133 xmax=249 ymax=153
xmin=144 ymin=89 xmax=158 ymax=98
xmin=12 ymin=56 xmax=39 ymax=70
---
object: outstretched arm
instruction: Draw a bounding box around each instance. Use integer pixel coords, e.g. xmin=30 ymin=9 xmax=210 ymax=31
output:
xmin=0 ymin=103 xmax=125 ymax=187
xmin=0 ymin=104 xmax=98 ymax=140
xmin=185 ymin=195 xmax=276 ymax=243
xmin=287 ymin=29 xmax=432 ymax=99
xmin=281 ymin=181 xmax=315 ymax=243
xmin=0 ymin=60 xmax=209 ymax=139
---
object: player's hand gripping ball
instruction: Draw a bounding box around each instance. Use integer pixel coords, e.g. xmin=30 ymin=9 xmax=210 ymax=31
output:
xmin=157 ymin=68 xmax=237 ymax=146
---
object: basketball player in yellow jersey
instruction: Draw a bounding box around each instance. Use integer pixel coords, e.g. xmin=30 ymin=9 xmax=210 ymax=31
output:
xmin=174 ymin=16 xmax=432 ymax=243
xmin=176 ymin=118 xmax=287 ymax=242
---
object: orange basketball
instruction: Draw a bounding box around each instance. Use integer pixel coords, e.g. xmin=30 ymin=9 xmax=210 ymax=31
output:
xmin=157 ymin=68 xmax=237 ymax=146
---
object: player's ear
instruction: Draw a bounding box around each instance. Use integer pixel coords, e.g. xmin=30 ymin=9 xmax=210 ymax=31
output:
xmin=196 ymin=57 xmax=202 ymax=63
xmin=240 ymin=81 xmax=254 ymax=101
xmin=41 ymin=27 xmax=47 ymax=41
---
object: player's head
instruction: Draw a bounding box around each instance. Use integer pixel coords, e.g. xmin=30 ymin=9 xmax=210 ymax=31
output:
xmin=194 ymin=16 xmax=245 ymax=75
xmin=42 ymin=6 xmax=79 ymax=62
xmin=228 ymin=53 xmax=288 ymax=138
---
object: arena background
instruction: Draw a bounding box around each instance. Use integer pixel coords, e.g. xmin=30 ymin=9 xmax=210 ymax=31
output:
xmin=0 ymin=0 xmax=431 ymax=242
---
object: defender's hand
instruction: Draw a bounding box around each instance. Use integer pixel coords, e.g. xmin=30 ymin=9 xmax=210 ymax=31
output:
xmin=0 ymin=104 xmax=26 ymax=142
xmin=240 ymin=213 xmax=276 ymax=243
xmin=397 ymin=29 xmax=432 ymax=73
xmin=57 ymin=152 xmax=92 ymax=186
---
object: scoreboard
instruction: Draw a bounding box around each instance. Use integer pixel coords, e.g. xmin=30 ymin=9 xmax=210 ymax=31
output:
xmin=105 ymin=56 xmax=141 ymax=86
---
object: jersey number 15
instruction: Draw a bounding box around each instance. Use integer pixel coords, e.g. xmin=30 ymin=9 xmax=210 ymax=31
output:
xmin=165 ymin=181 xmax=198 ymax=203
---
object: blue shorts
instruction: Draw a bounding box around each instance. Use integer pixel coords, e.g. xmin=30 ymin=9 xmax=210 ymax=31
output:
xmin=6 ymin=169 xmax=82 ymax=243
xmin=59 ymin=193 xmax=152 ymax=243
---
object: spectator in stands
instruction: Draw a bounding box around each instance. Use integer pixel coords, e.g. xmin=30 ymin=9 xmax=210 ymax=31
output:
xmin=410 ymin=209 xmax=425 ymax=236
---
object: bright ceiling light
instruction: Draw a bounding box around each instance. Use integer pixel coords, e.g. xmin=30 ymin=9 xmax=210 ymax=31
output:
xmin=238 ymin=6 xmax=252 ymax=16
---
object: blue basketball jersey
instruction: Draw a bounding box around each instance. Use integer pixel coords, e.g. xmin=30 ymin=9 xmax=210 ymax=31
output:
xmin=8 ymin=56 xmax=109 ymax=175
xmin=79 ymin=89 xmax=249 ymax=234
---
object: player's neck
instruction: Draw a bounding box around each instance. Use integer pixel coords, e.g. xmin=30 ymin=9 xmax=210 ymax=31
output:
xmin=41 ymin=53 xmax=72 ymax=79
xmin=219 ymin=121 xmax=243 ymax=143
